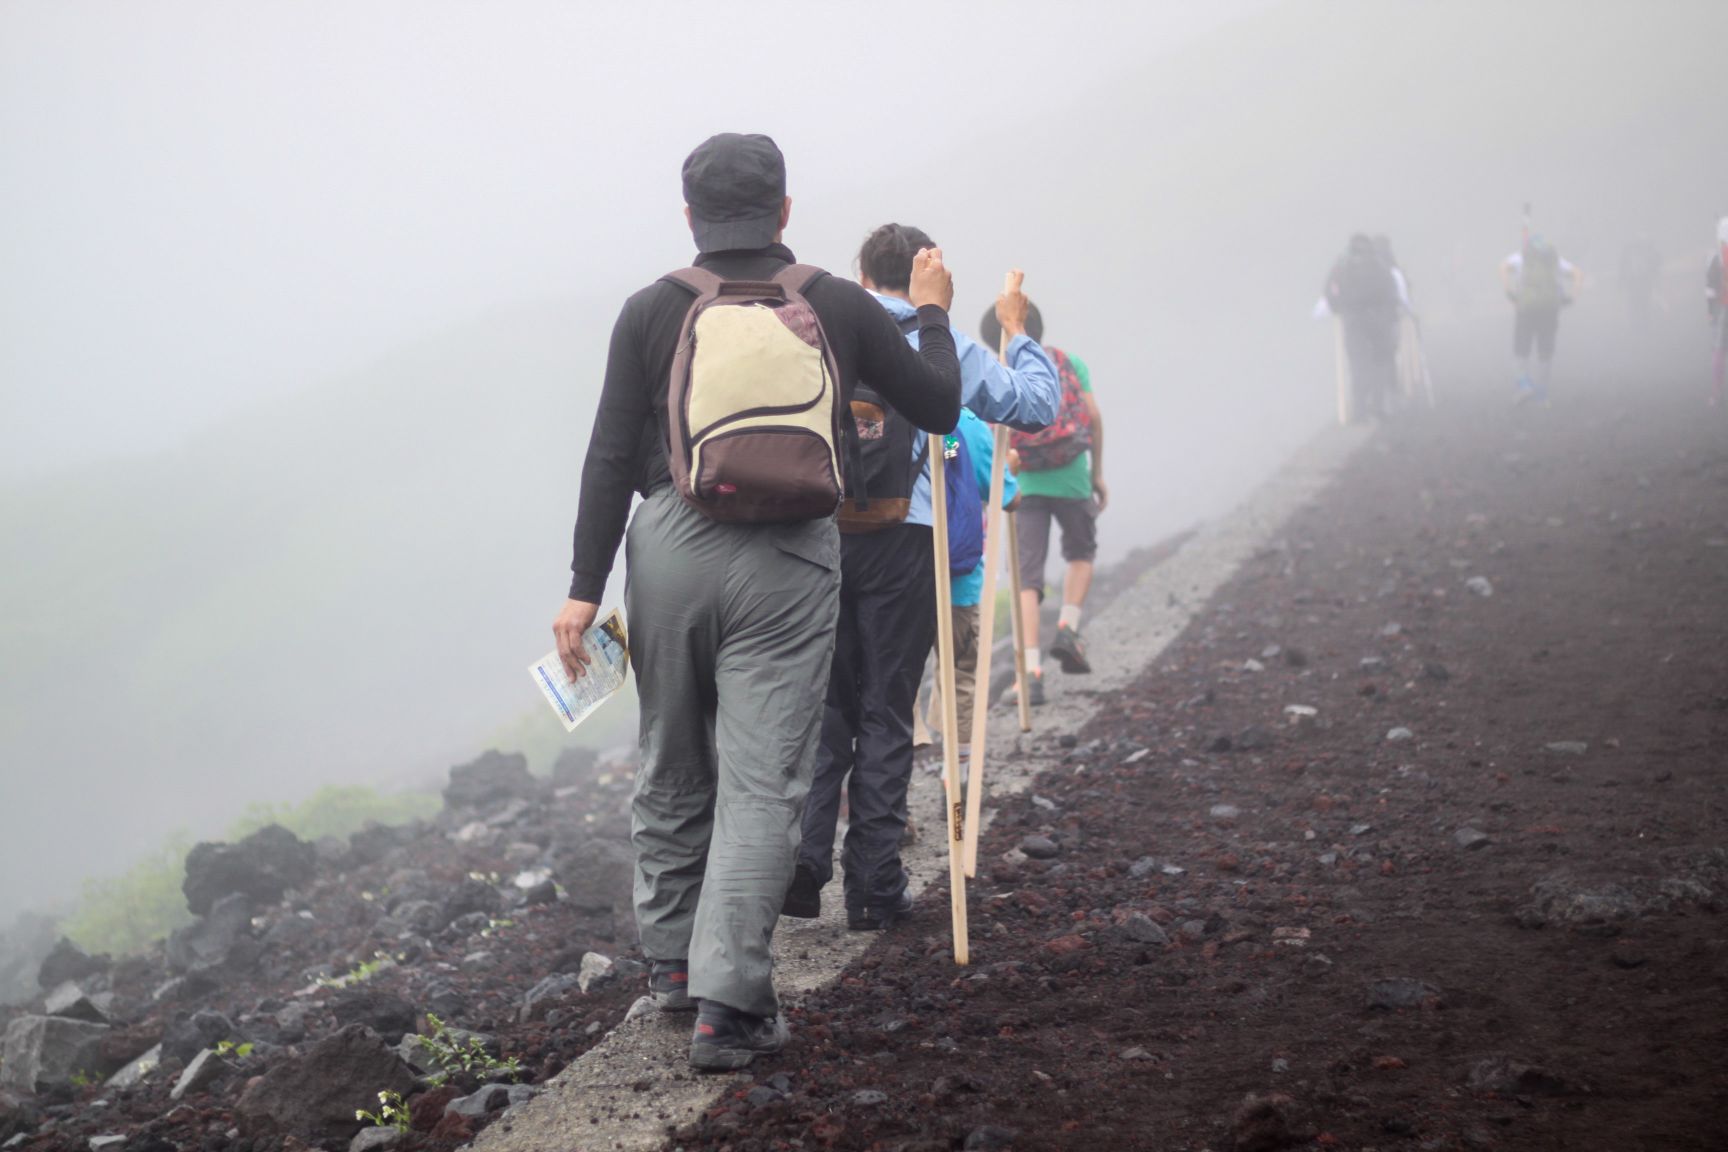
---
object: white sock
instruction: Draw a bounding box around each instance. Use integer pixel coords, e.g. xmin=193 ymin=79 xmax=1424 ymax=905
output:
xmin=1058 ymin=605 xmax=1082 ymax=632
xmin=1025 ymin=648 xmax=1042 ymax=674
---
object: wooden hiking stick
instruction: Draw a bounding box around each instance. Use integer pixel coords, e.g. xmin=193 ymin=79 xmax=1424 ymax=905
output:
xmin=962 ymin=271 xmax=1021 ymax=878
xmin=929 ymin=437 xmax=970 ymax=965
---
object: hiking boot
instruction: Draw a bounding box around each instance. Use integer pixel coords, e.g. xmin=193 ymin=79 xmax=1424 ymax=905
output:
xmin=650 ymin=959 xmax=694 ymax=1013
xmin=848 ymin=888 xmax=914 ymax=932
xmin=780 ymin=863 xmax=822 ymax=920
xmin=689 ymin=1002 xmax=789 ymax=1072
xmin=1007 ymin=669 xmax=1047 ymax=707
xmin=1049 ymin=624 xmax=1092 ymax=674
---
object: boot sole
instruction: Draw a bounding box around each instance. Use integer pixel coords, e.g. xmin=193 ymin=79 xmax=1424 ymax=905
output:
xmin=1050 ymin=641 xmax=1092 ymax=674
xmin=689 ymin=1040 xmax=781 ymax=1071
xmin=654 ymin=988 xmax=696 ymax=1012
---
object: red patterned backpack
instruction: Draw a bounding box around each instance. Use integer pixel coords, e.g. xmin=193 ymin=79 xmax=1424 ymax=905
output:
xmin=1010 ymin=347 xmax=1092 ymax=472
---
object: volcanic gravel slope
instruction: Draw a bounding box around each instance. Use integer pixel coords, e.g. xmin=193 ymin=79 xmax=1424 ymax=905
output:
xmin=669 ymin=384 xmax=1728 ymax=1152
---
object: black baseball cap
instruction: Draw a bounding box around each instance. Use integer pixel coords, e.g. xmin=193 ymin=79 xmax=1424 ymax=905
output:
xmin=682 ymin=133 xmax=786 ymax=253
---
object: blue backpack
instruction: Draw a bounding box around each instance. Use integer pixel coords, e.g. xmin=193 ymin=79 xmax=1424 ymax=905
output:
xmin=937 ymin=430 xmax=984 ymax=578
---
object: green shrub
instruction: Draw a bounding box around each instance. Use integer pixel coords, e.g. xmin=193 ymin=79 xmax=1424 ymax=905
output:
xmin=227 ymin=784 xmax=439 ymax=843
xmin=62 ymin=834 xmax=195 ymax=956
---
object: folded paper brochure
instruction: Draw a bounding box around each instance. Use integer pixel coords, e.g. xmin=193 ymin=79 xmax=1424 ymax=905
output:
xmin=529 ymin=609 xmax=629 ymax=732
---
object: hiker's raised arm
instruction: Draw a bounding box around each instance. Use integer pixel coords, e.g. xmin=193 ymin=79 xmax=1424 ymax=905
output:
xmin=855 ymin=257 xmax=961 ymax=434
xmin=567 ymin=302 xmax=653 ymax=605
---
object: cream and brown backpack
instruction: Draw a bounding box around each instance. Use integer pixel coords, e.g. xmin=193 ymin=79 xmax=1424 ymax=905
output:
xmin=661 ymin=264 xmax=846 ymax=523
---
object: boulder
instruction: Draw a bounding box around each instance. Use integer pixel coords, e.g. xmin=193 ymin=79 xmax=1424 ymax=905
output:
xmin=576 ymin=953 xmax=615 ymax=994
xmin=517 ymin=974 xmax=579 ymax=1024
xmin=170 ymin=1048 xmax=235 ymax=1102
xmin=443 ymin=751 xmax=541 ymax=812
xmin=350 ymin=1129 xmax=405 ymax=1152
xmin=35 ymin=938 xmax=108 ymax=991
xmin=441 ymin=878 xmax=504 ymax=925
xmin=0 ymin=1015 xmax=110 ymax=1094
xmin=553 ymin=838 xmax=635 ymax=922
xmin=235 ymin=1024 xmax=416 ymax=1143
xmin=347 ymin=822 xmax=415 ymax=868
xmin=103 ymin=1044 xmax=161 ymax=1091
xmin=183 ymin=825 xmax=316 ymax=916
xmin=42 ymin=982 xmax=113 ymax=1025
xmin=166 ymin=893 xmax=258 ymax=975
xmin=162 ymin=1010 xmax=235 ymax=1065
xmin=330 ymin=988 xmax=418 ymax=1044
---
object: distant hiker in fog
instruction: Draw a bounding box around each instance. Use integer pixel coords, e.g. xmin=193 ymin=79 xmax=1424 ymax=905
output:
xmin=981 ymin=302 xmax=1106 ymax=706
xmin=785 ymin=223 xmax=1057 ymax=932
xmin=1324 ymin=234 xmax=1402 ymax=420
xmin=1619 ymin=233 xmax=1663 ymax=328
xmin=553 ymin=134 xmax=962 ymax=1070
xmin=1501 ymin=234 xmax=1581 ymax=404
xmin=1706 ymin=218 xmax=1728 ymax=408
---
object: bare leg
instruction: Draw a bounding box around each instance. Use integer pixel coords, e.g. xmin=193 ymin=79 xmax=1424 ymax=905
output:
xmin=1062 ymin=559 xmax=1095 ymax=613
xmin=1019 ymin=588 xmax=1042 ymax=656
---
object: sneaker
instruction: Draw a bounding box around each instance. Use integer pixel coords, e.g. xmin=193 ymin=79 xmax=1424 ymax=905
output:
xmin=1048 ymin=624 xmax=1092 ymax=674
xmin=650 ymin=959 xmax=694 ymax=1013
xmin=847 ymin=888 xmax=914 ymax=932
xmin=780 ymin=863 xmax=822 ymax=920
xmin=689 ymin=1002 xmax=789 ymax=1072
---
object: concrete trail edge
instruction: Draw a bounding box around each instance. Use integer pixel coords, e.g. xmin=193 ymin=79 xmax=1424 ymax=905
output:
xmin=468 ymin=421 xmax=1372 ymax=1152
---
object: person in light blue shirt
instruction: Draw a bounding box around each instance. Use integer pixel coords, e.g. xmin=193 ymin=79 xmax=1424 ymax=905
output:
xmin=787 ymin=223 xmax=1057 ymax=930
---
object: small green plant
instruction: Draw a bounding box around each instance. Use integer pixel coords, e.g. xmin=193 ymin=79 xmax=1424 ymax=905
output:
xmin=355 ymin=1089 xmax=411 ymax=1133
xmin=317 ymin=952 xmax=394 ymax=989
xmin=69 ymin=1069 xmax=96 ymax=1090
xmin=418 ymin=1014 xmax=522 ymax=1086
xmin=215 ymin=1040 xmax=255 ymax=1059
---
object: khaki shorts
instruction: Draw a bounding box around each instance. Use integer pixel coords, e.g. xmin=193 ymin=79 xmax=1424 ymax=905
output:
xmin=1016 ymin=495 xmax=1097 ymax=600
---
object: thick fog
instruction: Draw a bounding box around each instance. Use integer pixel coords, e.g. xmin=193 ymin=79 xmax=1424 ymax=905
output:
xmin=2 ymin=0 xmax=1724 ymax=924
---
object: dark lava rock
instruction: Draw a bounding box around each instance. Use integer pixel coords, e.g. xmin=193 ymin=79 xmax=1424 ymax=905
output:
xmin=553 ymin=838 xmax=635 ymax=924
xmin=442 ymin=877 xmax=505 ymax=924
xmin=169 ymin=1047 xmax=235 ymax=1102
xmin=162 ymin=1009 xmax=236 ymax=1064
xmin=183 ymin=825 xmax=317 ymax=916
xmin=36 ymin=938 xmax=109 ymax=990
xmin=331 ymin=988 xmax=419 ymax=1044
xmin=518 ymin=974 xmax=580 ymax=1024
xmin=444 ymin=750 xmax=542 ymax=812
xmin=166 ymin=893 xmax=257 ymax=975
xmin=523 ymin=879 xmax=559 ymax=906
xmin=347 ymin=822 xmax=415 ymax=867
xmin=1231 ymin=1092 xmax=1300 ymax=1151
xmin=1116 ymin=913 xmax=1170 ymax=946
xmin=235 ymin=1023 xmax=416 ymax=1143
xmin=1020 ymin=836 xmax=1060 ymax=860
xmin=1454 ymin=827 xmax=1492 ymax=851
xmin=1610 ymin=944 xmax=1649 ymax=970
xmin=964 ymin=1127 xmax=1019 ymax=1151
xmin=1366 ymin=978 xmax=1443 ymax=1011
xmin=0 ymin=1015 xmax=110 ymax=1093
xmin=446 ymin=1082 xmax=533 ymax=1118
xmin=42 ymin=981 xmax=113 ymax=1025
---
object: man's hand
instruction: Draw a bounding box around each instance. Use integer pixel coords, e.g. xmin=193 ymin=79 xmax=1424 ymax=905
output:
xmin=995 ymin=269 xmax=1028 ymax=341
xmin=553 ymin=598 xmax=600 ymax=680
xmin=1007 ymin=447 xmax=1022 ymax=475
xmin=909 ymin=247 xmax=954 ymax=313
xmin=1092 ymin=476 xmax=1110 ymax=513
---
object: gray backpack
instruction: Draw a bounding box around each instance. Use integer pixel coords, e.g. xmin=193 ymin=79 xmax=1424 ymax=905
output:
xmin=661 ymin=264 xmax=845 ymax=523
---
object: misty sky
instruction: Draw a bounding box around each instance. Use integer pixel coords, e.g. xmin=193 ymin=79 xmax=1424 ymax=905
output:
xmin=0 ymin=0 xmax=1269 ymax=480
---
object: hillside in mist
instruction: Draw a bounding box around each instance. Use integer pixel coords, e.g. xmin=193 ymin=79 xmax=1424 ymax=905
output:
xmin=3 ymin=0 xmax=1723 ymax=923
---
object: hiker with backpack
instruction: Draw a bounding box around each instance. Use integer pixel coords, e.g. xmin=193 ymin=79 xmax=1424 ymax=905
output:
xmin=1324 ymin=234 xmax=1403 ymax=421
xmin=552 ymin=134 xmax=962 ymax=1070
xmin=784 ymin=223 xmax=1058 ymax=932
xmin=979 ymin=301 xmax=1106 ymax=705
xmin=1500 ymin=234 xmax=1581 ymax=403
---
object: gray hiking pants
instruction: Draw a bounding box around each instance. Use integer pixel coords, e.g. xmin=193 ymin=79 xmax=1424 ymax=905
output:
xmin=624 ymin=487 xmax=841 ymax=1018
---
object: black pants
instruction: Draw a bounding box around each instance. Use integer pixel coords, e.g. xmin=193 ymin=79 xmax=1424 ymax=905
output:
xmin=1344 ymin=315 xmax=1399 ymax=418
xmin=797 ymin=523 xmax=935 ymax=911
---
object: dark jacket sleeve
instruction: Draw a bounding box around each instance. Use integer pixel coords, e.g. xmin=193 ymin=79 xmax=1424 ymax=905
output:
xmin=568 ymin=301 xmax=653 ymax=602
xmin=852 ymin=293 xmax=962 ymax=434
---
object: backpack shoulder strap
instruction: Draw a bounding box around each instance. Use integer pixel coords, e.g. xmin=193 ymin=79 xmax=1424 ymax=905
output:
xmin=661 ymin=266 xmax=726 ymax=298
xmin=772 ymin=263 xmax=828 ymax=295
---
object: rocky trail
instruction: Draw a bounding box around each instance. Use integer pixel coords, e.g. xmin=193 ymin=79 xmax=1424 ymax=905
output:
xmin=4 ymin=372 xmax=1726 ymax=1152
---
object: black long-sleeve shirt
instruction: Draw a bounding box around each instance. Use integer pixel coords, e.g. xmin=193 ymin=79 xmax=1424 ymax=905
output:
xmin=568 ymin=243 xmax=962 ymax=602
